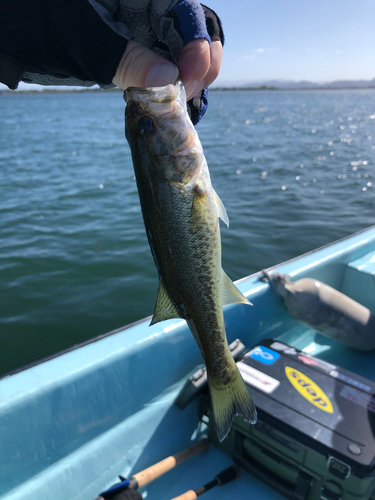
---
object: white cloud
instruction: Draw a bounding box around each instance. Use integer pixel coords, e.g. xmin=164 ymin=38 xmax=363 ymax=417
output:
xmin=239 ymin=47 xmax=275 ymax=61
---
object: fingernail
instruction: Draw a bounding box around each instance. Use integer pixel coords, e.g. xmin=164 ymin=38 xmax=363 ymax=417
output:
xmin=145 ymin=61 xmax=179 ymax=87
xmin=185 ymin=80 xmax=205 ymax=101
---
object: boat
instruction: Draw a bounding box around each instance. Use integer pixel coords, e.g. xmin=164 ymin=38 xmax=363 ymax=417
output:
xmin=1 ymin=226 xmax=375 ymax=500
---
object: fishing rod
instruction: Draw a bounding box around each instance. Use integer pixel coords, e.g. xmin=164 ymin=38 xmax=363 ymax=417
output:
xmin=170 ymin=464 xmax=241 ymax=500
xmin=93 ymin=438 xmax=211 ymax=500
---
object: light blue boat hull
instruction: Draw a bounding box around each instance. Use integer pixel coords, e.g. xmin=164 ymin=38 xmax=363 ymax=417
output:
xmin=1 ymin=226 xmax=375 ymax=500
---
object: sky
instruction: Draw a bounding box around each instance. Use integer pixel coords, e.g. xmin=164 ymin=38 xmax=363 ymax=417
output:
xmin=1 ymin=0 xmax=374 ymax=91
xmin=213 ymin=0 xmax=375 ymax=84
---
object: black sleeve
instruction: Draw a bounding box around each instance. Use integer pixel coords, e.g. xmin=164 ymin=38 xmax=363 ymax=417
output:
xmin=0 ymin=0 xmax=128 ymax=89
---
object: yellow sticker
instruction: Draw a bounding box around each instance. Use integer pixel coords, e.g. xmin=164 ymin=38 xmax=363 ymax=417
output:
xmin=285 ymin=367 xmax=334 ymax=413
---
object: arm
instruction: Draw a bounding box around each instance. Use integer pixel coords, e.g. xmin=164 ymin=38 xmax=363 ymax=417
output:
xmin=0 ymin=0 xmax=127 ymax=88
xmin=0 ymin=0 xmax=223 ymax=123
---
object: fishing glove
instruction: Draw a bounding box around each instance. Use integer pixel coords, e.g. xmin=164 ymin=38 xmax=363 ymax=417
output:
xmin=0 ymin=0 xmax=223 ymax=124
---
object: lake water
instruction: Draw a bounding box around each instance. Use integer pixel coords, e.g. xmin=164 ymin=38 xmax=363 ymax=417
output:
xmin=1 ymin=89 xmax=374 ymax=374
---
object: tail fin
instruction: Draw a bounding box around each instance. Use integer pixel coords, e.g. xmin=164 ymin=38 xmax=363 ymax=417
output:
xmin=208 ymin=365 xmax=257 ymax=442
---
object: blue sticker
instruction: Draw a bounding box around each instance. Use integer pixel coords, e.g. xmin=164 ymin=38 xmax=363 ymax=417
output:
xmin=248 ymin=346 xmax=280 ymax=365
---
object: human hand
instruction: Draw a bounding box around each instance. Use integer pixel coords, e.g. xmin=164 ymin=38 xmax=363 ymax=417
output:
xmin=112 ymin=1 xmax=223 ymax=123
xmin=113 ymin=38 xmax=222 ymax=101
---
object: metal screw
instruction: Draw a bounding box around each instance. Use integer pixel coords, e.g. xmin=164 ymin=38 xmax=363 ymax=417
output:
xmin=347 ymin=443 xmax=362 ymax=456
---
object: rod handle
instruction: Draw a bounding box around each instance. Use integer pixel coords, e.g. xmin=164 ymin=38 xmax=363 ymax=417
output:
xmin=133 ymin=439 xmax=211 ymax=489
xmin=170 ymin=490 xmax=197 ymax=500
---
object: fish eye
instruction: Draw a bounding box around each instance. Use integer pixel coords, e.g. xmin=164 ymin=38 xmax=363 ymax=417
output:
xmin=138 ymin=116 xmax=155 ymax=134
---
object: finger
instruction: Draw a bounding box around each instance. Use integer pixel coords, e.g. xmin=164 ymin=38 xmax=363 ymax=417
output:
xmin=177 ymin=39 xmax=211 ymax=100
xmin=113 ymin=40 xmax=179 ymax=90
xmin=178 ymin=40 xmax=223 ymax=101
xmin=204 ymin=41 xmax=223 ymax=88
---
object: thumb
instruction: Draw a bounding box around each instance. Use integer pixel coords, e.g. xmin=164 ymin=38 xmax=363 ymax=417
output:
xmin=112 ymin=40 xmax=179 ymax=90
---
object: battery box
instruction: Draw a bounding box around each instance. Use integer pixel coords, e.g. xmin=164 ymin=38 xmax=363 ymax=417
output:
xmin=200 ymin=339 xmax=375 ymax=500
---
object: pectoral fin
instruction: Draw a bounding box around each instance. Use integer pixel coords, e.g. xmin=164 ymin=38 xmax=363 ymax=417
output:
xmin=222 ymin=270 xmax=252 ymax=306
xmin=213 ymin=189 xmax=229 ymax=227
xmin=150 ymin=280 xmax=181 ymax=325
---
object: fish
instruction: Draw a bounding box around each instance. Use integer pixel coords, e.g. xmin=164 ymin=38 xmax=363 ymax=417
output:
xmin=124 ymin=80 xmax=257 ymax=441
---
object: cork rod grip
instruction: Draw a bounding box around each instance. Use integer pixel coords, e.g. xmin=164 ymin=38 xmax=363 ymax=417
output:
xmin=132 ymin=438 xmax=211 ymax=489
xmin=170 ymin=490 xmax=197 ymax=500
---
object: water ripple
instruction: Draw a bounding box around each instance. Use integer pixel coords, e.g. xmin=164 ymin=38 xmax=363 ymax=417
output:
xmin=1 ymin=89 xmax=374 ymax=372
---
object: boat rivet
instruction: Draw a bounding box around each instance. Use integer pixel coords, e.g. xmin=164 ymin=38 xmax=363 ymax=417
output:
xmin=347 ymin=443 xmax=362 ymax=455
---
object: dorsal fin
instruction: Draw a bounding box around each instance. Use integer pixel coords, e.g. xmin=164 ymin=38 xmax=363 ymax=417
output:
xmin=150 ymin=280 xmax=181 ymax=325
xmin=222 ymin=270 xmax=252 ymax=306
xmin=213 ymin=189 xmax=229 ymax=227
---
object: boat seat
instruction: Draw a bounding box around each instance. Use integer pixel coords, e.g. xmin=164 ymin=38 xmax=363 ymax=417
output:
xmin=341 ymin=250 xmax=375 ymax=312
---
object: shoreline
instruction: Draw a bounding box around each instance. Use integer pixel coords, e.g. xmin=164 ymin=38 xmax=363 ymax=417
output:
xmin=1 ymin=86 xmax=375 ymax=95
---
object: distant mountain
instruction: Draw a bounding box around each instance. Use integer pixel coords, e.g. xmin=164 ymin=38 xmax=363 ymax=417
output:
xmin=1 ymin=78 xmax=374 ymax=95
xmin=322 ymin=78 xmax=375 ymax=88
xmin=212 ymin=77 xmax=375 ymax=90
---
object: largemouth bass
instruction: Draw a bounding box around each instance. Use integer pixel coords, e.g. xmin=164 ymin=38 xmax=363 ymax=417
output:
xmin=124 ymin=80 xmax=256 ymax=441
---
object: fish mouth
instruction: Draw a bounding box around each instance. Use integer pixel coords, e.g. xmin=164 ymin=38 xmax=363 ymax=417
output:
xmin=124 ymin=79 xmax=186 ymax=107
